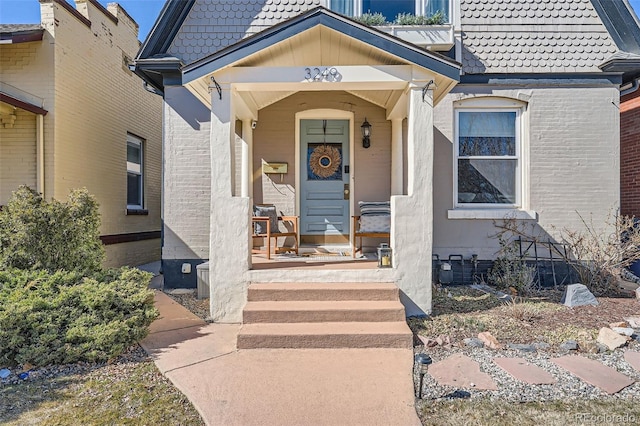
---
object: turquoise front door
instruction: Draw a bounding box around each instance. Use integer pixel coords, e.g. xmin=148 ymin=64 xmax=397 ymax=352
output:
xmin=300 ymin=119 xmax=350 ymax=241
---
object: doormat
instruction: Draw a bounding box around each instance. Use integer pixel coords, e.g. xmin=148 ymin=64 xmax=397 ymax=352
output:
xmin=274 ymin=252 xmax=376 ymax=262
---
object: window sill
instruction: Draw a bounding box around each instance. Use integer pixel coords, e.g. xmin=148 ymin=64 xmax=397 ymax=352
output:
xmin=447 ymin=209 xmax=537 ymax=220
xmin=126 ymin=208 xmax=149 ymax=216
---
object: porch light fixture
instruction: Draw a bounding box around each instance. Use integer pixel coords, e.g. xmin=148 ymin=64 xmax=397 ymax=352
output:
xmin=361 ymin=118 xmax=372 ymax=148
xmin=414 ymin=353 xmax=432 ymax=399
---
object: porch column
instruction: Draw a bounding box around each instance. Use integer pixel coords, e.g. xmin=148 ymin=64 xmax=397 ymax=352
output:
xmin=241 ymin=119 xmax=254 ymax=200
xmin=209 ymin=83 xmax=251 ymax=323
xmin=391 ymin=118 xmax=403 ymax=195
xmin=391 ymin=84 xmax=434 ymax=316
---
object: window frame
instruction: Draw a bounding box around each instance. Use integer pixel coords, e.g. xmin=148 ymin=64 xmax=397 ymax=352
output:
xmin=328 ymin=0 xmax=451 ymax=23
xmin=453 ymin=107 xmax=523 ymax=210
xmin=126 ymin=133 xmax=144 ymax=211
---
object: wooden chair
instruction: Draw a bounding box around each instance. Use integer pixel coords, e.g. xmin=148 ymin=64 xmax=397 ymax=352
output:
xmin=351 ymin=215 xmax=390 ymax=258
xmin=252 ymin=205 xmax=299 ymax=260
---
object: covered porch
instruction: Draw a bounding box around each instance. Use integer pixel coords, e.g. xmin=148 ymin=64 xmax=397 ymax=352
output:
xmin=182 ymin=8 xmax=460 ymax=322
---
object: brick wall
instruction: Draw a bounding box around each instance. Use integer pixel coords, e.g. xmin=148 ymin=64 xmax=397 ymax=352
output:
xmin=621 ymin=88 xmax=640 ymax=217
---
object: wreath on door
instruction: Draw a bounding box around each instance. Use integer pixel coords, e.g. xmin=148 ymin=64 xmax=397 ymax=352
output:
xmin=309 ymin=145 xmax=341 ymax=178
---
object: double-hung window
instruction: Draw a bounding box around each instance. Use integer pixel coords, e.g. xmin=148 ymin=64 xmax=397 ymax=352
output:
xmin=329 ymin=0 xmax=450 ymax=23
xmin=127 ymin=134 xmax=144 ymax=210
xmin=455 ymin=110 xmax=521 ymax=208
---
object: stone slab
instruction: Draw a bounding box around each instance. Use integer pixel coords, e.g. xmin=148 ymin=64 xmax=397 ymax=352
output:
xmin=149 ymin=291 xmax=206 ymax=334
xmin=624 ymin=350 xmax=640 ymax=372
xmin=493 ymin=357 xmax=556 ymax=385
xmin=429 ymin=353 xmax=498 ymax=390
xmin=552 ymin=355 xmax=635 ymax=394
xmin=167 ymin=348 xmax=421 ymax=426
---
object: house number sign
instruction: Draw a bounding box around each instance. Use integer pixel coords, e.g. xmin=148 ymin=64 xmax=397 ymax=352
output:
xmin=304 ymin=67 xmax=339 ymax=82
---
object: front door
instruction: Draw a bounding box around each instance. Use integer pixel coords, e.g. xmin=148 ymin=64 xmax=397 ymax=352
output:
xmin=300 ymin=119 xmax=350 ymax=243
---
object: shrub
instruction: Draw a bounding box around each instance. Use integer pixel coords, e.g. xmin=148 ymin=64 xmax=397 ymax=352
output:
xmin=353 ymin=12 xmax=388 ymax=26
xmin=488 ymin=237 xmax=537 ymax=296
xmin=394 ymin=11 xmax=446 ymax=25
xmin=0 ymin=186 xmax=104 ymax=274
xmin=0 ymin=267 xmax=158 ymax=367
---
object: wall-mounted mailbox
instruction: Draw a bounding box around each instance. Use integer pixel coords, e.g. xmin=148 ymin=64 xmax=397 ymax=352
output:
xmin=262 ymin=162 xmax=288 ymax=174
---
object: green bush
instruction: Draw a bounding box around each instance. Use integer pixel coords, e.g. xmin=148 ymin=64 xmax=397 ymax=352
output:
xmin=0 ymin=267 xmax=158 ymax=367
xmin=0 ymin=186 xmax=104 ymax=274
xmin=353 ymin=12 xmax=388 ymax=26
xmin=394 ymin=11 xmax=446 ymax=25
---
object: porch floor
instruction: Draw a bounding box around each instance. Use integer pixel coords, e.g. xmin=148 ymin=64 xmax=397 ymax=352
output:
xmin=251 ymin=254 xmax=378 ymax=270
xmin=251 ymin=243 xmax=379 ymax=270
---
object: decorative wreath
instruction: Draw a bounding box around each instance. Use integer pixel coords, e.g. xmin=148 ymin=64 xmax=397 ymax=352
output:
xmin=309 ymin=145 xmax=341 ymax=178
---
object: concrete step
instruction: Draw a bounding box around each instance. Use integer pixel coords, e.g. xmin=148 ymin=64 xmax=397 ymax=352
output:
xmin=237 ymin=321 xmax=413 ymax=349
xmin=247 ymin=282 xmax=399 ymax=302
xmin=243 ymin=300 xmax=406 ymax=323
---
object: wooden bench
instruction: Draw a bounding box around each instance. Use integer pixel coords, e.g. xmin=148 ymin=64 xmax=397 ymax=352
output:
xmin=252 ymin=215 xmax=299 ymax=260
xmin=351 ymin=215 xmax=390 ymax=258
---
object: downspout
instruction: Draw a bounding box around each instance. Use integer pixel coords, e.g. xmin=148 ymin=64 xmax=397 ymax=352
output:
xmin=621 ymin=77 xmax=640 ymax=97
xmin=36 ymin=114 xmax=44 ymax=196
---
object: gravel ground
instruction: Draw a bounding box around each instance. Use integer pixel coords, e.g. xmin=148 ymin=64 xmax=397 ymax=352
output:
xmin=414 ymin=341 xmax=640 ymax=404
xmin=165 ymin=289 xmax=212 ymax=322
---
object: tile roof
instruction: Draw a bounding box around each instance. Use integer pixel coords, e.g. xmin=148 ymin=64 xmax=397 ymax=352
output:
xmin=460 ymin=0 xmax=618 ymax=74
xmin=168 ymin=0 xmax=321 ymax=64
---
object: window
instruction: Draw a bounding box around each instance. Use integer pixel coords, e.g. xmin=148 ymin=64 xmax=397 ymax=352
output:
xmin=329 ymin=0 xmax=450 ymax=23
xmin=455 ymin=110 xmax=521 ymax=207
xmin=127 ymin=134 xmax=144 ymax=210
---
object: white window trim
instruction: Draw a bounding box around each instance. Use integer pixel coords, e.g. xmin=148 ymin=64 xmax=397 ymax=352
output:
xmin=449 ymin=99 xmax=534 ymax=220
xmin=327 ymin=0 xmax=452 ymax=22
xmin=127 ymin=134 xmax=144 ymax=210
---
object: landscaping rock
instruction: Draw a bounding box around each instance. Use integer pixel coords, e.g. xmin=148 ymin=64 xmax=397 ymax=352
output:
xmin=559 ymin=340 xmax=579 ymax=351
xmin=636 ymin=287 xmax=640 ymax=299
xmin=478 ymin=331 xmax=502 ymax=350
xmin=625 ymin=316 xmax=640 ymax=328
xmin=533 ymin=342 xmax=551 ymax=351
xmin=507 ymin=343 xmax=537 ymax=353
xmin=561 ymin=284 xmax=598 ymax=307
xmin=612 ymin=327 xmax=635 ymax=337
xmin=463 ymin=338 xmax=484 ymax=348
xmin=610 ymin=321 xmax=629 ymax=328
xmin=597 ymin=327 xmax=628 ymax=351
xmin=597 ymin=343 xmax=609 ymax=353
xmin=581 ymin=341 xmax=599 ymax=354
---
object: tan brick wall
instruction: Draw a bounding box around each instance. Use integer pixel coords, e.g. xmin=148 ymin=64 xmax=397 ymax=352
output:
xmin=0 ymin=110 xmax=37 ymax=205
xmin=0 ymin=0 xmax=162 ymax=266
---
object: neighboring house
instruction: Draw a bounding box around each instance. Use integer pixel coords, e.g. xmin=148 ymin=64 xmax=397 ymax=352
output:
xmin=0 ymin=0 xmax=162 ymax=267
xmin=133 ymin=0 xmax=630 ymax=322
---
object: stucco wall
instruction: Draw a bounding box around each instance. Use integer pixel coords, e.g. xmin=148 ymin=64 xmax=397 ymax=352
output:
xmin=0 ymin=110 xmax=37 ymax=205
xmin=432 ymin=82 xmax=620 ymax=259
xmin=253 ymin=91 xmax=391 ymax=217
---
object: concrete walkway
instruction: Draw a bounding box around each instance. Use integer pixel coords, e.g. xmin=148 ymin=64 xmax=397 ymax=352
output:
xmin=140 ymin=291 xmax=421 ymax=426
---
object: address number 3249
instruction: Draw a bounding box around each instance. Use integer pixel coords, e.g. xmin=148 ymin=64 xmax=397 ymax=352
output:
xmin=304 ymin=67 xmax=339 ymax=82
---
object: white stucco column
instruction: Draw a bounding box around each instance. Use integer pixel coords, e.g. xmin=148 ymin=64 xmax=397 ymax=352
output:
xmin=391 ymin=118 xmax=403 ymax=196
xmin=391 ymin=84 xmax=434 ymax=316
xmin=241 ymin=119 xmax=254 ymax=199
xmin=209 ymin=84 xmax=251 ymax=323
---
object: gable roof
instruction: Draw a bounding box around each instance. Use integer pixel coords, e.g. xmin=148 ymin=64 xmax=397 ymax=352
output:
xmin=182 ymin=7 xmax=460 ymax=83
xmin=137 ymin=0 xmax=196 ymax=60
xmin=134 ymin=6 xmax=460 ymax=94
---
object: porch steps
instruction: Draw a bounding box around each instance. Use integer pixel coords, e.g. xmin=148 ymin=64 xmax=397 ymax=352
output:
xmin=237 ymin=282 xmax=413 ymax=349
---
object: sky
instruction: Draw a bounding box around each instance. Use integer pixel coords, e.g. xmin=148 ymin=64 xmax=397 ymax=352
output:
xmin=1 ymin=0 xmax=640 ymax=42
xmin=0 ymin=0 xmax=165 ymax=42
